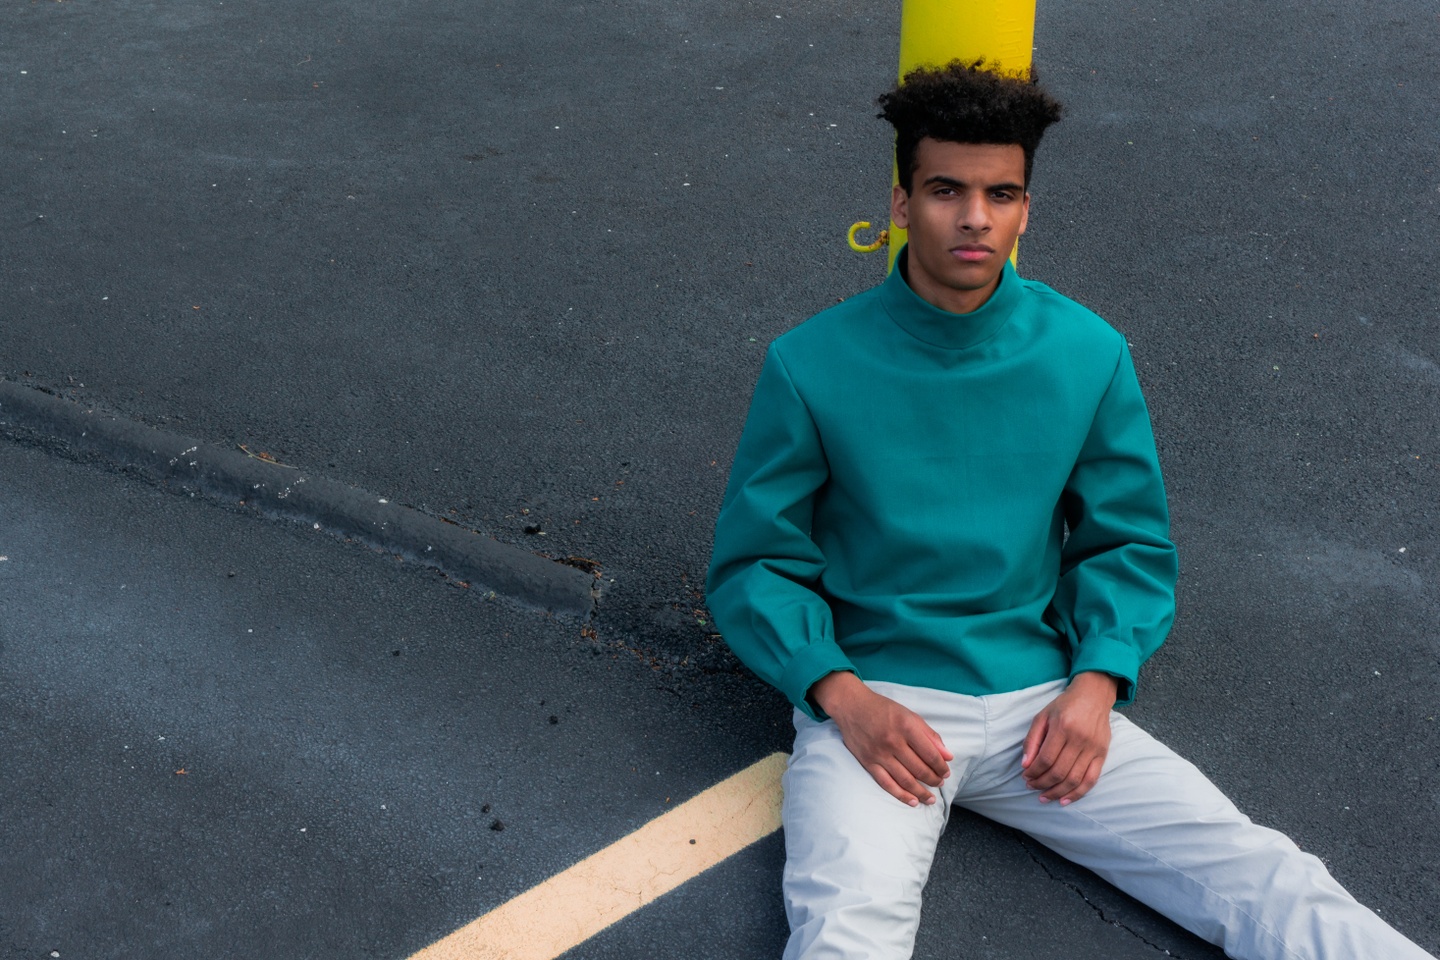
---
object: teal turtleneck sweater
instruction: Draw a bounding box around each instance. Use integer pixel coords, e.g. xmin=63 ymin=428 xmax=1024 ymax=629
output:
xmin=707 ymin=254 xmax=1177 ymax=720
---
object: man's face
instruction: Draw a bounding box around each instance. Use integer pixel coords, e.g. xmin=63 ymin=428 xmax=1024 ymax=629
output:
xmin=891 ymin=139 xmax=1030 ymax=315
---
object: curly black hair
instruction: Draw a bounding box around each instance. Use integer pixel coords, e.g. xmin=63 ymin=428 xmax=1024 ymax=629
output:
xmin=877 ymin=59 xmax=1064 ymax=192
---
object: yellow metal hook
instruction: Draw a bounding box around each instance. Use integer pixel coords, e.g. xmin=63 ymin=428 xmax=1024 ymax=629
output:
xmin=847 ymin=221 xmax=889 ymax=253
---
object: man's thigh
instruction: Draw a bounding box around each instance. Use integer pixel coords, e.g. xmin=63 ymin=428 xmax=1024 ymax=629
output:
xmin=780 ymin=683 xmax=989 ymax=959
xmin=954 ymin=709 xmax=1428 ymax=959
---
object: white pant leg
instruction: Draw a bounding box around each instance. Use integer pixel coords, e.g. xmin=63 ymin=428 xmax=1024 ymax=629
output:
xmin=779 ymin=682 xmax=989 ymax=960
xmin=954 ymin=689 xmax=1434 ymax=960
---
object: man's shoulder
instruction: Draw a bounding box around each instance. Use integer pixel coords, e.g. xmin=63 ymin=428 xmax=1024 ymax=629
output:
xmin=772 ymin=285 xmax=884 ymax=353
xmin=759 ymin=285 xmax=886 ymax=382
xmin=1016 ymin=276 xmax=1126 ymax=352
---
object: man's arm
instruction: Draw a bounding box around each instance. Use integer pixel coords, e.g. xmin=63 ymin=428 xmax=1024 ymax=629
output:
xmin=706 ymin=344 xmax=854 ymax=717
xmin=1024 ymin=342 xmax=1178 ymax=805
xmin=707 ymin=345 xmax=953 ymax=807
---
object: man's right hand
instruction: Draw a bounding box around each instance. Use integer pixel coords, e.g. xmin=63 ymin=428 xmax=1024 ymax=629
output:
xmin=810 ymin=671 xmax=953 ymax=807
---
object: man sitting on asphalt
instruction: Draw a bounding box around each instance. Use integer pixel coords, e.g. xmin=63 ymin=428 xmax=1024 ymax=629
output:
xmin=706 ymin=60 xmax=1434 ymax=960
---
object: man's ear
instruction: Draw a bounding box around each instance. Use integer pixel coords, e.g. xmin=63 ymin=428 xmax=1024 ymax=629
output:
xmin=890 ymin=182 xmax=910 ymax=229
xmin=1017 ymin=192 xmax=1031 ymax=236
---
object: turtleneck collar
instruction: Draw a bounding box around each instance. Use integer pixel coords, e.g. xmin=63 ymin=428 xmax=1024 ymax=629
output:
xmin=878 ymin=246 xmax=1021 ymax=350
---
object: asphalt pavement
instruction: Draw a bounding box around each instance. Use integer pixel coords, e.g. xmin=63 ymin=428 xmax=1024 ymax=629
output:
xmin=1 ymin=435 xmax=1222 ymax=960
xmin=3 ymin=0 xmax=1438 ymax=956
xmin=0 ymin=438 xmax=793 ymax=958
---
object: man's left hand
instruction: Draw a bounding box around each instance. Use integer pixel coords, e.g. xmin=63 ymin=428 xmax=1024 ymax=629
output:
xmin=1020 ymin=672 xmax=1119 ymax=806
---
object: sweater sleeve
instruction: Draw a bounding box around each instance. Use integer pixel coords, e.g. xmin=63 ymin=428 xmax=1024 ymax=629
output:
xmin=706 ymin=345 xmax=854 ymax=719
xmin=1053 ymin=343 xmax=1178 ymax=706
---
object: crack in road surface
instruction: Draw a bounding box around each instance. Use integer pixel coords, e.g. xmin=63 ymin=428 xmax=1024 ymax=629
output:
xmin=1017 ymin=837 xmax=1191 ymax=958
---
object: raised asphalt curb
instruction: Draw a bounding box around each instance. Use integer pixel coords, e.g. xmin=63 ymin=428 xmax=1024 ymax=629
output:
xmin=0 ymin=380 xmax=598 ymax=618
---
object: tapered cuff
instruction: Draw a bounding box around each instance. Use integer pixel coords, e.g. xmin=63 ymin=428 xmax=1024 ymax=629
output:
xmin=1069 ymin=637 xmax=1142 ymax=706
xmin=781 ymin=642 xmax=859 ymax=721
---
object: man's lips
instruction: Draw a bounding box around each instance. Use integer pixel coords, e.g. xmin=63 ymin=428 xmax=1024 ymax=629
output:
xmin=951 ymin=244 xmax=994 ymax=262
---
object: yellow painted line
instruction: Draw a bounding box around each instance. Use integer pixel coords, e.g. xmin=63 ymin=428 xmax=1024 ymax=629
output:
xmin=407 ymin=752 xmax=788 ymax=960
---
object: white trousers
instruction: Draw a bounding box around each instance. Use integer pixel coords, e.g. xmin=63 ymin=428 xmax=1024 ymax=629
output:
xmin=781 ymin=680 xmax=1433 ymax=960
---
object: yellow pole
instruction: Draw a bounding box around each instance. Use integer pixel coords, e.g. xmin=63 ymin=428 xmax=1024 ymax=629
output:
xmin=888 ymin=0 xmax=1037 ymax=270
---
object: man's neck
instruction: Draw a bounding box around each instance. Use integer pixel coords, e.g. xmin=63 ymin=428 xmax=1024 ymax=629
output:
xmin=899 ymin=251 xmax=1001 ymax=315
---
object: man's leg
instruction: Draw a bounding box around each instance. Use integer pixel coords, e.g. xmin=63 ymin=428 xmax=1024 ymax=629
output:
xmin=780 ymin=681 xmax=987 ymax=960
xmin=954 ymin=685 xmax=1434 ymax=960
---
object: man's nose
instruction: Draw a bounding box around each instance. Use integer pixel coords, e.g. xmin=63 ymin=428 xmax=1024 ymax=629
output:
xmin=957 ymin=193 xmax=990 ymax=232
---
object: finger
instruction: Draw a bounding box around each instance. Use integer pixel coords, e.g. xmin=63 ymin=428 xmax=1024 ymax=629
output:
xmin=1039 ymin=741 xmax=1105 ymax=802
xmin=869 ymin=759 xmax=927 ymax=805
xmin=1024 ymin=731 xmax=1066 ymax=787
xmin=1021 ymin=711 xmax=1049 ymax=770
xmin=907 ymin=722 xmax=952 ymax=781
xmin=925 ymin=725 xmax=955 ymax=763
xmin=869 ymin=765 xmax=919 ymax=807
xmin=886 ymin=756 xmax=940 ymax=806
xmin=1058 ymin=756 xmax=1107 ymax=807
xmin=1035 ymin=747 xmax=1086 ymax=801
xmin=898 ymin=743 xmax=946 ymax=788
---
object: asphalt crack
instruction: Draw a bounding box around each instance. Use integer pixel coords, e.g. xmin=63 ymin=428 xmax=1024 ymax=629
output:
xmin=1016 ymin=836 xmax=1191 ymax=958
